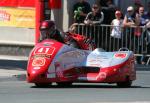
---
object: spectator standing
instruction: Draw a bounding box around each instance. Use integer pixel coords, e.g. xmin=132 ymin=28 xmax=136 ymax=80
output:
xmin=110 ymin=10 xmax=123 ymax=51
xmin=144 ymin=2 xmax=150 ymax=65
xmin=105 ymin=0 xmax=117 ymax=24
xmin=73 ymin=0 xmax=91 ymax=23
xmin=123 ymin=6 xmax=140 ymax=51
xmin=133 ymin=0 xmax=142 ymax=14
xmin=145 ymin=2 xmax=150 ymax=57
xmin=97 ymin=0 xmax=117 ymax=24
xmin=137 ymin=6 xmax=149 ymax=26
xmin=95 ymin=0 xmax=108 ymax=7
xmin=84 ymin=3 xmax=104 ymax=47
xmin=137 ymin=5 xmax=150 ymax=65
xmin=123 ymin=6 xmax=139 ymax=27
xmin=134 ymin=6 xmax=148 ymax=38
xmin=84 ymin=3 xmax=104 ymax=25
xmin=146 ymin=2 xmax=150 ymax=20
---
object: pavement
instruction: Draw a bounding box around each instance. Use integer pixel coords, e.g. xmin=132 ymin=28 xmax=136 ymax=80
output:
xmin=0 ymin=55 xmax=28 ymax=61
xmin=0 ymin=55 xmax=28 ymax=81
xmin=0 ymin=68 xmax=26 ymax=77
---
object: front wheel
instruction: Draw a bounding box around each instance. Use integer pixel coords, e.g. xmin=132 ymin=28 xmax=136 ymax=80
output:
xmin=116 ymin=81 xmax=132 ymax=88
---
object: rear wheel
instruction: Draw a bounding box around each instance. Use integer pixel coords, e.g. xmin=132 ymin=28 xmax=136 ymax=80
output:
xmin=35 ymin=83 xmax=52 ymax=87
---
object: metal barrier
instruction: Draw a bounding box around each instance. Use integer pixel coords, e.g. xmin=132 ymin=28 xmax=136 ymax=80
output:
xmin=73 ymin=24 xmax=150 ymax=65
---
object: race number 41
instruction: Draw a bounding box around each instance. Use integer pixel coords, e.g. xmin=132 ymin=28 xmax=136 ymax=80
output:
xmin=34 ymin=47 xmax=55 ymax=55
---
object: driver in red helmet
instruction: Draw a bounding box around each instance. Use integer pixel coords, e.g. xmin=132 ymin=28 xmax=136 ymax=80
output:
xmin=39 ymin=20 xmax=65 ymax=43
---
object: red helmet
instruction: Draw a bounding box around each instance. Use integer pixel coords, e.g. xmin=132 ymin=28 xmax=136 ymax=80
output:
xmin=40 ymin=20 xmax=55 ymax=30
xmin=40 ymin=20 xmax=56 ymax=39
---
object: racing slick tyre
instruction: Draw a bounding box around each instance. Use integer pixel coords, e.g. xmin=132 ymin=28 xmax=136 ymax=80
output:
xmin=56 ymin=82 xmax=73 ymax=87
xmin=116 ymin=81 xmax=132 ymax=88
xmin=35 ymin=83 xmax=52 ymax=87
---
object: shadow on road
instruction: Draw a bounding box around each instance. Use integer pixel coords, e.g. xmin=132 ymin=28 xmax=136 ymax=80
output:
xmin=30 ymin=84 xmax=150 ymax=89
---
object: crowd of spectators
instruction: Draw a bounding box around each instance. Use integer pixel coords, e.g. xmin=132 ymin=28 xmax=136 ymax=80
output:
xmin=71 ymin=0 xmax=150 ymax=32
xmin=70 ymin=0 xmax=150 ymax=65
xmin=72 ymin=0 xmax=116 ymax=25
xmin=71 ymin=0 xmax=150 ymax=28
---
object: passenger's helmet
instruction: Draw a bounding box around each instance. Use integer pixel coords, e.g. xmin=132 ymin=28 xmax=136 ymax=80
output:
xmin=40 ymin=20 xmax=56 ymax=37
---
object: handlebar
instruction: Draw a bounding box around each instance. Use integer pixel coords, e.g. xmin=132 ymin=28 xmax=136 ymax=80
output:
xmin=118 ymin=48 xmax=129 ymax=51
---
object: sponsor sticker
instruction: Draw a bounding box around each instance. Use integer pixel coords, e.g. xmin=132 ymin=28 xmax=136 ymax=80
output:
xmin=32 ymin=57 xmax=45 ymax=66
xmin=0 ymin=10 xmax=11 ymax=21
xmin=33 ymin=67 xmax=41 ymax=70
xmin=0 ymin=7 xmax=35 ymax=28
xmin=96 ymin=72 xmax=107 ymax=79
xmin=114 ymin=53 xmax=127 ymax=59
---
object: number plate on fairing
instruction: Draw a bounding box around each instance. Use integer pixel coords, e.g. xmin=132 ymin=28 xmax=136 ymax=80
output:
xmin=34 ymin=46 xmax=55 ymax=56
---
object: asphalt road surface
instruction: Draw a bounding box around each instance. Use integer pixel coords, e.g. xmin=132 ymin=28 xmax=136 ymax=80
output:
xmin=0 ymin=71 xmax=150 ymax=103
xmin=0 ymin=57 xmax=150 ymax=103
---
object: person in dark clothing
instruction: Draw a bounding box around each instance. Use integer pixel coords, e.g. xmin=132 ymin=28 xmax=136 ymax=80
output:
xmin=138 ymin=6 xmax=149 ymax=26
xmin=146 ymin=2 xmax=150 ymax=20
xmin=73 ymin=0 xmax=91 ymax=23
xmin=39 ymin=20 xmax=65 ymax=43
xmin=137 ymin=6 xmax=150 ymax=64
xmin=84 ymin=3 xmax=104 ymax=47
xmin=96 ymin=0 xmax=117 ymax=24
xmin=95 ymin=0 xmax=108 ymax=7
xmin=133 ymin=0 xmax=142 ymax=14
xmin=84 ymin=3 xmax=104 ymax=25
xmin=123 ymin=6 xmax=139 ymax=27
xmin=123 ymin=6 xmax=140 ymax=55
xmin=40 ymin=20 xmax=80 ymax=48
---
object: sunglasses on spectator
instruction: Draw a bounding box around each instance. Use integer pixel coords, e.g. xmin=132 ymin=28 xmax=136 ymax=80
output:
xmin=93 ymin=6 xmax=98 ymax=9
xmin=127 ymin=10 xmax=133 ymax=12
